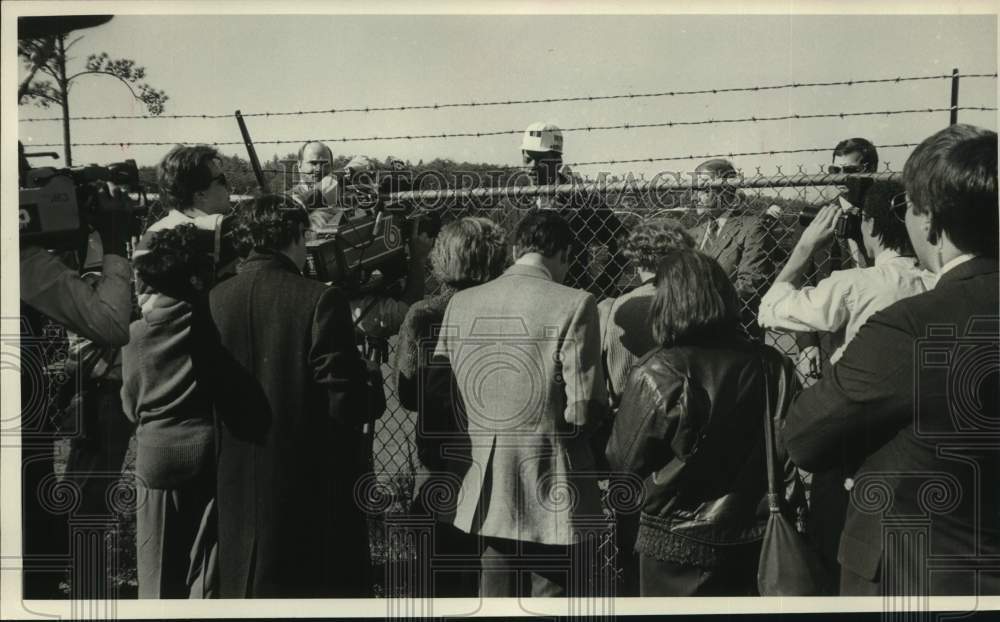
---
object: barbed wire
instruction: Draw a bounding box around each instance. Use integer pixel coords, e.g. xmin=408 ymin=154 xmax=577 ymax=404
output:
xmin=565 ymin=143 xmax=921 ymax=167
xmin=29 ymin=106 xmax=997 ymax=149
xmin=18 ymin=72 xmax=998 ymax=123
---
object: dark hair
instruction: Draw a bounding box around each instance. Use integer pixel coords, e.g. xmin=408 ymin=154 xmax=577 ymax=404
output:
xmin=133 ymin=224 xmax=213 ymax=300
xmin=512 ymin=209 xmax=574 ymax=259
xmin=430 ymin=217 xmax=508 ymax=288
xmin=860 ymin=179 xmax=914 ymax=255
xmin=833 ymin=138 xmax=879 ymax=172
xmin=694 ymin=158 xmax=738 ymax=179
xmin=623 ymin=218 xmax=695 ymax=272
xmin=903 ymin=124 xmax=998 ymax=257
xmin=157 ymin=144 xmax=221 ymax=208
xmin=648 ymin=249 xmax=741 ymax=347
xmin=233 ymin=194 xmax=310 ymax=253
xmin=297 ymin=141 xmax=333 ymax=162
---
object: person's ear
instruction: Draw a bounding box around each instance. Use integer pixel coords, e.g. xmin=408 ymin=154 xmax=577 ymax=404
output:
xmin=922 ymin=216 xmax=938 ymax=245
xmin=512 ymin=245 xmax=521 ymax=259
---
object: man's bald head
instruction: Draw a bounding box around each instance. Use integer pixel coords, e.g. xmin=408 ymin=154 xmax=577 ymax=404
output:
xmin=298 ymin=141 xmax=334 ymax=184
xmin=694 ymin=158 xmax=737 ymax=179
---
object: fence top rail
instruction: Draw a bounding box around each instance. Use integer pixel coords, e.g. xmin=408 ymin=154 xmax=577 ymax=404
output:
xmin=384 ymin=171 xmax=900 ymax=202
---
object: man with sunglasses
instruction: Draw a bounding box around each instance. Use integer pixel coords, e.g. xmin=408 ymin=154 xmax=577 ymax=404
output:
xmin=792 ymin=138 xmax=880 ymax=383
xmin=786 ymin=124 xmax=999 ymax=597
xmin=758 ymin=178 xmax=935 ymax=593
xmin=116 ymin=145 xmax=236 ymax=597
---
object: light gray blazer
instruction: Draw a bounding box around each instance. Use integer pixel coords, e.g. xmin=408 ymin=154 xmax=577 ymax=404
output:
xmin=433 ymin=262 xmax=608 ymax=546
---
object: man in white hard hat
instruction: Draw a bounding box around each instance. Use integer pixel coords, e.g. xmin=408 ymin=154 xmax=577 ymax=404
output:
xmin=521 ymin=121 xmax=567 ymax=190
xmin=516 ymin=121 xmax=628 ymax=299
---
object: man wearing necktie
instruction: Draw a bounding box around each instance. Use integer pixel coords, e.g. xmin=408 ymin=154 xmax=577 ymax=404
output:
xmin=687 ymin=159 xmax=776 ymax=340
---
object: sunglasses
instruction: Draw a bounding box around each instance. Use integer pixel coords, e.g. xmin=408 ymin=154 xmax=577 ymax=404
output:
xmin=827 ymin=165 xmax=864 ymax=175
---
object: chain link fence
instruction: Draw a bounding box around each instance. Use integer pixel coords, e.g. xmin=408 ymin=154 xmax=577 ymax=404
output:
xmin=366 ymin=169 xmax=898 ymax=594
xmin=65 ymin=169 xmax=894 ymax=596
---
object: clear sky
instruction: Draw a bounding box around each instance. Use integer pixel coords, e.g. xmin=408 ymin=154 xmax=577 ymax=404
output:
xmin=16 ymin=13 xmax=998 ymax=176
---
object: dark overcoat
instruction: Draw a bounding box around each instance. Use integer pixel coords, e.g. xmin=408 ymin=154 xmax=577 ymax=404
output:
xmin=207 ymin=251 xmax=371 ymax=597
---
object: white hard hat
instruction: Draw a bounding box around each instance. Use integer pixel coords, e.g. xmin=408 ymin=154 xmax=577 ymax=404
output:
xmin=521 ymin=122 xmax=563 ymax=153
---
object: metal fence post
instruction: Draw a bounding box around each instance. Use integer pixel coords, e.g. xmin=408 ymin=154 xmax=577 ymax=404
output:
xmin=950 ymin=68 xmax=960 ymax=125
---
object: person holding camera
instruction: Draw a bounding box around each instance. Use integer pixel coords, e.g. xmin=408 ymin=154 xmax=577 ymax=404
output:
xmin=19 ymin=151 xmax=135 ymax=599
xmin=784 ymin=124 xmax=1000 ymax=596
xmin=207 ymin=194 xmax=372 ymax=597
xmin=432 ymin=209 xmax=608 ymax=597
xmin=291 ymin=140 xmax=341 ymax=209
xmin=758 ymin=179 xmax=935 ymax=593
xmin=793 ymin=138 xmax=880 ymax=382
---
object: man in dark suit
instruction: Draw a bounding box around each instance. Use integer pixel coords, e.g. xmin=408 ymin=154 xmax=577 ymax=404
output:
xmin=207 ymin=195 xmax=371 ymax=597
xmin=784 ymin=124 xmax=1000 ymax=596
xmin=688 ymin=159 xmax=776 ymax=340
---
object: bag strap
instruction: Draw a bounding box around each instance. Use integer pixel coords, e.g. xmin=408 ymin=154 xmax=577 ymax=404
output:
xmin=759 ymin=349 xmax=781 ymax=513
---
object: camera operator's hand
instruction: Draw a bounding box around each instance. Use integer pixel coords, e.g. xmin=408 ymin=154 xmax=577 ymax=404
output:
xmin=92 ymin=183 xmax=132 ymax=258
xmin=796 ymin=203 xmax=841 ymax=254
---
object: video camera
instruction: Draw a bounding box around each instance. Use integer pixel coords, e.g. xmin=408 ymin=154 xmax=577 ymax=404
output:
xmin=232 ymin=111 xmax=438 ymax=291
xmin=19 ymin=144 xmax=144 ymax=251
xmin=302 ymin=165 xmax=440 ymax=291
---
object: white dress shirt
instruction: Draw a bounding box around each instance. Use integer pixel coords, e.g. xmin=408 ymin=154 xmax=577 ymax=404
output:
xmin=758 ymin=249 xmax=937 ymax=363
xmin=936 ymin=253 xmax=977 ymax=281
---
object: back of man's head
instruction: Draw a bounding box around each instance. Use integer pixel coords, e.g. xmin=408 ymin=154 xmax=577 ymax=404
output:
xmin=133 ymin=223 xmax=214 ymax=301
xmin=860 ymin=179 xmax=913 ymax=255
xmin=513 ymin=209 xmax=574 ymax=259
xmin=903 ymin=124 xmax=998 ymax=257
xmin=233 ymin=194 xmax=310 ymax=254
xmin=833 ymin=138 xmax=879 ymax=172
xmin=157 ymin=144 xmax=221 ymax=209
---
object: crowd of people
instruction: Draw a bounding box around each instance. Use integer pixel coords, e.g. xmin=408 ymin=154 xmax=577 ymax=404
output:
xmin=17 ymin=120 xmax=999 ymax=600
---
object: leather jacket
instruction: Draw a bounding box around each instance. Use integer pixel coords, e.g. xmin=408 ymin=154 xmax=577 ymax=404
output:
xmin=606 ymin=337 xmax=804 ymax=566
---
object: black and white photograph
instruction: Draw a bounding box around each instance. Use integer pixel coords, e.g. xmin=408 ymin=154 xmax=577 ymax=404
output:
xmin=3 ymin=1 xmax=999 ymax=620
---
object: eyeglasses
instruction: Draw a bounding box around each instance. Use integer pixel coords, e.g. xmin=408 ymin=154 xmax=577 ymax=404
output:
xmin=890 ymin=191 xmax=908 ymax=222
xmin=827 ymin=165 xmax=864 ymax=175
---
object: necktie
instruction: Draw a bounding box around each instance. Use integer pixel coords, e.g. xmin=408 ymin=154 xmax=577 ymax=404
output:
xmin=700 ymin=219 xmax=718 ymax=250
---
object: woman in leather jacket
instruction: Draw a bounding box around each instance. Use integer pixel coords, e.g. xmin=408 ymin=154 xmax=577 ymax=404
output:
xmin=606 ymin=248 xmax=802 ymax=596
